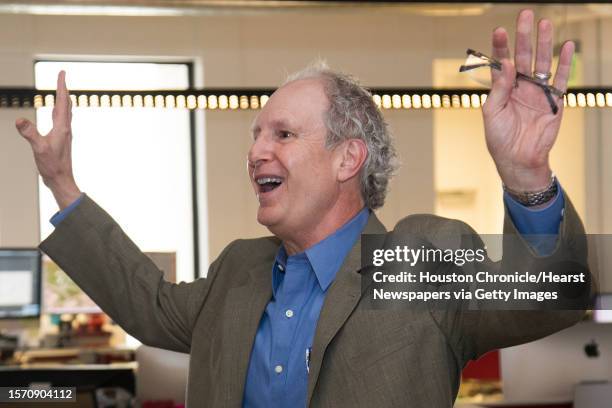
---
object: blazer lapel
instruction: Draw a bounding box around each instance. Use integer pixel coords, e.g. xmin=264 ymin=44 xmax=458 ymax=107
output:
xmin=307 ymin=213 xmax=386 ymax=405
xmin=223 ymin=243 xmax=277 ymax=406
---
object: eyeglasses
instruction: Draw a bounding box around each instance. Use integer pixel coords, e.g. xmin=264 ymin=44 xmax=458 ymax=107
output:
xmin=459 ymin=49 xmax=565 ymax=114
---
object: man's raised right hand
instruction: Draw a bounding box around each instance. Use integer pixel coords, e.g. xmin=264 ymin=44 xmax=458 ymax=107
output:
xmin=16 ymin=70 xmax=81 ymax=210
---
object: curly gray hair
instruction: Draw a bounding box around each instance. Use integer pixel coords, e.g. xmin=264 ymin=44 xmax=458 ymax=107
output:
xmin=284 ymin=62 xmax=398 ymax=209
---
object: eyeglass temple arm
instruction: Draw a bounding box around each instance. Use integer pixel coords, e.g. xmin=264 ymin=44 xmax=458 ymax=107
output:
xmin=459 ymin=63 xmax=491 ymax=72
xmin=516 ymin=72 xmax=565 ymax=98
xmin=515 ymin=72 xmax=560 ymax=114
xmin=543 ymin=87 xmax=559 ymax=115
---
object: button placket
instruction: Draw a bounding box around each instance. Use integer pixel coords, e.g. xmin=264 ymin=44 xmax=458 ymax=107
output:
xmin=269 ymin=254 xmax=313 ymax=404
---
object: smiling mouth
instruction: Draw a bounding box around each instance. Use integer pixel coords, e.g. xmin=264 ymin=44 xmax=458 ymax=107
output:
xmin=256 ymin=176 xmax=284 ymax=193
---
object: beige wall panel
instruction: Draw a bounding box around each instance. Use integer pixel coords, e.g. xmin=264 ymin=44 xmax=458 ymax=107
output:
xmin=0 ymin=109 xmax=40 ymax=247
xmin=376 ymin=110 xmax=434 ymax=229
xmin=205 ymin=110 xmax=268 ymax=261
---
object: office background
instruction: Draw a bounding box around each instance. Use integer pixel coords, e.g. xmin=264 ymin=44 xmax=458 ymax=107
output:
xmin=0 ymin=2 xmax=611 ymax=406
xmin=1 ymin=3 xmax=610 ymax=261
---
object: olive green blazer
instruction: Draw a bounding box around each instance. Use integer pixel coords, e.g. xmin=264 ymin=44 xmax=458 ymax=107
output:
xmin=40 ymin=195 xmax=587 ymax=407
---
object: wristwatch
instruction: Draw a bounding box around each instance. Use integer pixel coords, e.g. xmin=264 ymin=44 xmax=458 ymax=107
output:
xmin=503 ymin=174 xmax=558 ymax=207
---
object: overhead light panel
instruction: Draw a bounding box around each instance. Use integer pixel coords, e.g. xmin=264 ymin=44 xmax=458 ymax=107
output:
xmin=2 ymin=88 xmax=611 ymax=111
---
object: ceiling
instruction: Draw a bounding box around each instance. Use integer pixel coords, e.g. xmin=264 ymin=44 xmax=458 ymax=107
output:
xmin=0 ymin=0 xmax=609 ymax=21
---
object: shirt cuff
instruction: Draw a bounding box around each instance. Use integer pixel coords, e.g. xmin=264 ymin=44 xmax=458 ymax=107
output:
xmin=50 ymin=193 xmax=85 ymax=227
xmin=504 ymin=182 xmax=564 ymax=235
xmin=503 ymin=181 xmax=564 ymax=255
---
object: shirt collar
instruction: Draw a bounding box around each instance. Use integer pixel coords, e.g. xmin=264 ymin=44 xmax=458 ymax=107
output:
xmin=305 ymin=207 xmax=370 ymax=291
xmin=274 ymin=207 xmax=370 ymax=291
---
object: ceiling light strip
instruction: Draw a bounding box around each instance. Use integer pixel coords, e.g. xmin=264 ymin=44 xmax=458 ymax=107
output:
xmin=1 ymin=88 xmax=610 ymax=110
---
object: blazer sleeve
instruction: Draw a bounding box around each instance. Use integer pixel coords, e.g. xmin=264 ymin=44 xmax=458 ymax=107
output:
xmin=39 ymin=194 xmax=234 ymax=353
xmin=461 ymin=195 xmax=592 ymax=360
xmin=398 ymin=195 xmax=592 ymax=365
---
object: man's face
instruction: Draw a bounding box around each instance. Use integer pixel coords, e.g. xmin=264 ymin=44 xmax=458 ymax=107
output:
xmin=248 ymin=78 xmax=340 ymax=237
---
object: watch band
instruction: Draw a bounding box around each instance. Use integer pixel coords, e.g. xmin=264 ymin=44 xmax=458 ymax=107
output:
xmin=503 ymin=174 xmax=558 ymax=207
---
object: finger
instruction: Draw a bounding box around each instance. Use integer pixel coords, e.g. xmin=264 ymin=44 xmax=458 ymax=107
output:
xmin=553 ymin=41 xmax=575 ymax=93
xmin=534 ymin=18 xmax=553 ymax=81
xmin=484 ymin=59 xmax=515 ymax=113
xmin=53 ymin=70 xmax=71 ymax=130
xmin=15 ymin=118 xmax=42 ymax=148
xmin=68 ymin=95 xmax=73 ymax=124
xmin=514 ymin=9 xmax=534 ymax=76
xmin=492 ymin=27 xmax=510 ymax=83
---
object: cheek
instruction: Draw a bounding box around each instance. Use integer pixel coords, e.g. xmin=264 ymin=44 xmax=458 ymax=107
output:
xmin=287 ymin=156 xmax=336 ymax=195
xmin=281 ymin=141 xmax=337 ymax=188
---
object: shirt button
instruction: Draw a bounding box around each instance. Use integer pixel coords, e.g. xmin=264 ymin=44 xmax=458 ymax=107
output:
xmin=274 ymin=365 xmax=283 ymax=374
xmin=285 ymin=309 xmax=294 ymax=318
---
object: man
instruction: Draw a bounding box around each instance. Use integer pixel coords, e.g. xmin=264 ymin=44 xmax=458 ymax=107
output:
xmin=16 ymin=9 xmax=586 ymax=407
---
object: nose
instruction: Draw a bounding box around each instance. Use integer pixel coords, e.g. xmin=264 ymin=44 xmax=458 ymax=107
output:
xmin=247 ymin=132 xmax=274 ymax=171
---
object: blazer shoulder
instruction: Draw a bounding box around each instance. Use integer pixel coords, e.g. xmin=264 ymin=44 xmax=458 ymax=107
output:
xmin=220 ymin=236 xmax=281 ymax=264
xmin=393 ymin=213 xmax=478 ymax=235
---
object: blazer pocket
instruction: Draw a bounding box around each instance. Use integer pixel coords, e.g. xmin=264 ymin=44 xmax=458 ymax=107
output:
xmin=344 ymin=322 xmax=416 ymax=370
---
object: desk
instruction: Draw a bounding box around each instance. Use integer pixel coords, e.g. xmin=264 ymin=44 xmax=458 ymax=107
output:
xmin=0 ymin=363 xmax=136 ymax=407
xmin=15 ymin=347 xmax=135 ymax=365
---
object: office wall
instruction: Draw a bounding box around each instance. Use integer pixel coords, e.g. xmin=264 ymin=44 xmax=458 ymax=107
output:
xmin=0 ymin=109 xmax=39 ymax=247
xmin=0 ymin=6 xmax=609 ymax=271
xmin=598 ymin=19 xmax=612 ymax=235
xmin=434 ymin=106 xmax=586 ymax=235
xmin=0 ymin=9 xmax=444 ymax=264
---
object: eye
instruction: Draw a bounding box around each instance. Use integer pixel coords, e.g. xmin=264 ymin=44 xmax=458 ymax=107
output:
xmin=278 ymin=130 xmax=294 ymax=139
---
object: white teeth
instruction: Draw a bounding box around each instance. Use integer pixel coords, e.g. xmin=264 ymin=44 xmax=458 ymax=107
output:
xmin=256 ymin=177 xmax=283 ymax=185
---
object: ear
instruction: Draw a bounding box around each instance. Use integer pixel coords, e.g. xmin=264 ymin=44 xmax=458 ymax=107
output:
xmin=336 ymin=138 xmax=368 ymax=182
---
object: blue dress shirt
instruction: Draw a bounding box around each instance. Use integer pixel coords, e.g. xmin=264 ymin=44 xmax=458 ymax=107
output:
xmin=242 ymin=207 xmax=369 ymax=408
xmin=504 ymin=183 xmax=565 ymax=254
xmin=50 ymin=193 xmax=85 ymax=226
xmin=50 ymin=186 xmax=565 ymax=408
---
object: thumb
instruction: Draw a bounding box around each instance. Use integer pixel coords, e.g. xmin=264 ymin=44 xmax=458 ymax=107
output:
xmin=15 ymin=118 xmax=42 ymax=147
xmin=484 ymin=59 xmax=515 ymax=113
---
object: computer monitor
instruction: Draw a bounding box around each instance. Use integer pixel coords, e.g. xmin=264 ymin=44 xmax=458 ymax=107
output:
xmin=40 ymin=252 xmax=173 ymax=314
xmin=0 ymin=248 xmax=41 ymax=319
xmin=42 ymin=255 xmax=101 ymax=314
xmin=501 ymin=321 xmax=612 ymax=404
xmin=593 ymin=293 xmax=612 ymax=323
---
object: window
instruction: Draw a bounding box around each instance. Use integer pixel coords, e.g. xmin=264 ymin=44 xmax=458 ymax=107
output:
xmin=35 ymin=61 xmax=201 ymax=283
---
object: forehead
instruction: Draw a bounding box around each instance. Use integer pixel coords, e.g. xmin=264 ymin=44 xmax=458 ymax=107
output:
xmin=252 ymin=78 xmax=329 ymax=132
